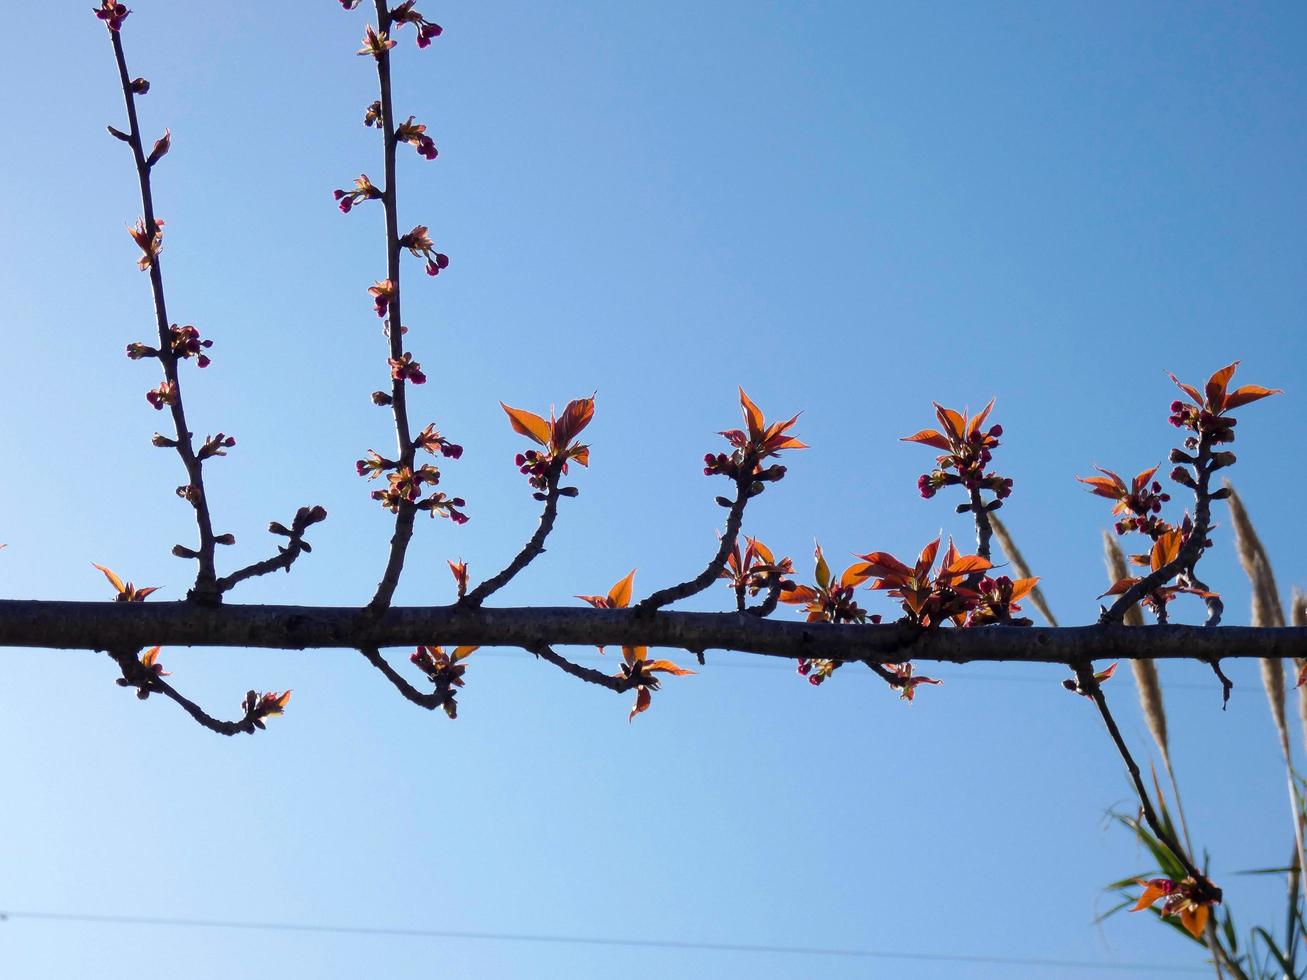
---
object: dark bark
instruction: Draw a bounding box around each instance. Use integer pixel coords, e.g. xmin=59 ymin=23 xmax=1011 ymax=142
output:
xmin=2 ymin=601 xmax=1303 ymax=665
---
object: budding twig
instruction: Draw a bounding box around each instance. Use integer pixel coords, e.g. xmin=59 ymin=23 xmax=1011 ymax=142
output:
xmin=357 ymin=645 xmax=448 ymax=710
xmin=462 ymin=468 xmax=562 ymax=608
xmin=1072 ymin=662 xmax=1215 ymax=896
xmin=106 ymin=648 xmax=282 ymax=736
xmin=214 ymin=506 xmax=327 ymax=595
xmin=366 ymin=0 xmax=419 ymax=614
xmin=1103 ymin=430 xmax=1221 ymax=627
xmin=105 ymin=26 xmax=220 ymax=603
xmin=527 ymin=644 xmax=633 ymax=693
xmin=637 ymin=474 xmax=751 ymax=613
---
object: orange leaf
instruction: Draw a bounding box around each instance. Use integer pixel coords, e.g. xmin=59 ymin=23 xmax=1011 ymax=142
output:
xmin=1204 ymin=362 xmax=1238 ymax=408
xmin=1224 ymin=383 xmax=1282 ymax=410
xmin=739 ymin=387 xmax=765 ymax=440
xmin=780 ymin=585 xmax=820 ymax=605
xmin=943 ymin=554 xmax=991 ymax=577
xmin=967 ymin=398 xmax=995 ymax=437
xmin=1151 ymin=529 xmax=1183 ymax=572
xmin=92 ymin=563 xmax=126 ymax=595
xmin=645 ymin=659 xmax=695 ymax=676
xmin=900 ymin=428 xmax=951 ymax=451
xmin=814 ymin=542 xmax=831 ymax=591
xmin=1179 ymin=904 xmax=1209 ymax=939
xmin=500 ymin=403 xmax=550 ymax=445
xmin=1167 ymin=373 xmax=1204 ymax=407
xmin=552 ymin=396 xmax=595 ymax=450
xmin=629 ymin=685 xmax=652 ymax=722
xmin=933 ymin=404 xmax=966 ymax=442
xmin=1008 ymin=577 xmax=1040 ymax=602
xmin=1131 ymin=879 xmax=1172 ymax=913
xmin=1093 ymin=662 xmax=1118 ymax=684
xmin=1099 ymin=577 xmax=1140 ymax=597
xmin=452 ymin=646 xmax=478 ymax=661
xmin=608 ymin=569 xmax=636 ymax=609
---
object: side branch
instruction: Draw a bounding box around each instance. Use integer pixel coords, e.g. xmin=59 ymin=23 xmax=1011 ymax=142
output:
xmin=527 ymin=644 xmax=631 ymax=692
xmin=8 ymin=602 xmax=1306 ymax=663
xmin=108 ymin=29 xmax=220 ymax=602
xmin=462 ymin=474 xmax=561 ymax=608
xmin=637 ymin=477 xmax=750 ymax=612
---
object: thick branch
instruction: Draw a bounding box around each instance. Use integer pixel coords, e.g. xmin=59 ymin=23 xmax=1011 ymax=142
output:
xmin=7 ymin=602 xmax=1306 ymax=663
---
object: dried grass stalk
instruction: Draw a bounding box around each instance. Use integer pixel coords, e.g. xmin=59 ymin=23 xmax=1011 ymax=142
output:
xmin=1225 ymin=484 xmax=1290 ymax=756
xmin=988 ymin=514 xmax=1057 ymax=626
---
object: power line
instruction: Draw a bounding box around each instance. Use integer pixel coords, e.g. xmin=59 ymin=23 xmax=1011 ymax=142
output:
xmin=0 ymin=909 xmax=1206 ymax=973
xmin=474 ymin=647 xmax=1229 ymax=692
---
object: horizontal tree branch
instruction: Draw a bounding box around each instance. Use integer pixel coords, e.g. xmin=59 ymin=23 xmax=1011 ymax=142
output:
xmin=1 ymin=601 xmax=1305 ymax=666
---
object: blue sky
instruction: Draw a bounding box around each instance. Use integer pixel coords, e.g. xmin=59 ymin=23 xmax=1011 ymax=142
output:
xmin=0 ymin=1 xmax=1305 ymax=976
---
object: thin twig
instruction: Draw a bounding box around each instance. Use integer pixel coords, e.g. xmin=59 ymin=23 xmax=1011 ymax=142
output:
xmin=462 ymin=472 xmax=561 ymax=607
xmin=968 ymin=486 xmax=993 ymax=563
xmin=107 ymin=27 xmax=219 ymax=603
xmin=527 ymin=644 xmax=632 ymax=693
xmin=1073 ymin=663 xmax=1213 ymax=892
xmin=746 ymin=579 xmax=783 ymax=618
xmin=357 ymin=645 xmax=446 ymax=710
xmin=106 ymin=649 xmax=260 ymax=736
xmin=367 ymin=0 xmax=418 ymax=614
xmin=637 ymin=476 xmax=750 ymax=613
xmin=1103 ymin=431 xmax=1219 ymax=625
xmin=215 ymin=506 xmax=327 ymax=595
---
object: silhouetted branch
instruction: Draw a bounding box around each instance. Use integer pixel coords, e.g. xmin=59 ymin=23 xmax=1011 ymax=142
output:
xmin=106 ymin=26 xmax=220 ymax=603
xmin=462 ymin=472 xmax=561 ymax=608
xmin=12 ymin=602 xmax=1304 ymax=664
xmin=637 ymin=476 xmax=750 ymax=612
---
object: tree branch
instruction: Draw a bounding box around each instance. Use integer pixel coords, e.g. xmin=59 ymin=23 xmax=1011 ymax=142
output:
xmin=9 ymin=602 xmax=1304 ymax=663
xmin=462 ymin=471 xmax=561 ymax=608
xmin=637 ymin=476 xmax=750 ymax=612
xmin=526 ymin=643 xmax=632 ymax=692
xmin=107 ymin=27 xmax=220 ymax=603
xmin=366 ymin=0 xmax=418 ymax=615
xmin=356 ymin=645 xmax=446 ymax=710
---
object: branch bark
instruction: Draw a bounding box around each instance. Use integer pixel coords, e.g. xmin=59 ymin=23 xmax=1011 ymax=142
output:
xmin=4 ymin=601 xmax=1304 ymax=664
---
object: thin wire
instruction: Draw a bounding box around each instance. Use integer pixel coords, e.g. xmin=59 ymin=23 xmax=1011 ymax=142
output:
xmin=474 ymin=647 xmax=1225 ymax=692
xmin=0 ymin=909 xmax=1207 ymax=973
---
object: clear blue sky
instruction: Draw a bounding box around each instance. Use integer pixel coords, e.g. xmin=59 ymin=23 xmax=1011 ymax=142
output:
xmin=1 ymin=2 xmax=1304 ymax=977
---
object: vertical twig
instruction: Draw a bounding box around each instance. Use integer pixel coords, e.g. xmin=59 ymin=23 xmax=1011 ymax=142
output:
xmin=107 ymin=26 xmax=220 ymax=603
xmin=367 ymin=0 xmax=418 ymax=614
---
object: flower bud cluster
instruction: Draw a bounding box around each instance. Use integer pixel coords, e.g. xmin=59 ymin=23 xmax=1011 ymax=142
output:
xmin=388 ymin=352 xmax=427 ymax=385
xmin=391 ymin=1 xmax=443 ymax=48
xmin=333 ymin=174 xmax=383 ymax=214
xmin=395 ymin=117 xmax=438 ymax=160
xmin=197 ymin=432 xmax=236 ymax=461
xmin=94 ymin=1 xmax=130 ymax=32
xmin=169 ymin=324 xmax=212 ymax=367
xmin=399 ymin=225 xmax=449 ymax=276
